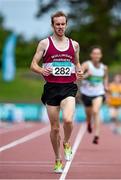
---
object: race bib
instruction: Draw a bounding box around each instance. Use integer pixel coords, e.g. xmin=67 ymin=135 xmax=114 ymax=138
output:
xmin=52 ymin=61 xmax=72 ymax=76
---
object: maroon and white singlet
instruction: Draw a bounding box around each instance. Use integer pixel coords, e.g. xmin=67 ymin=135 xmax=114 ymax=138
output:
xmin=42 ymin=36 xmax=76 ymax=83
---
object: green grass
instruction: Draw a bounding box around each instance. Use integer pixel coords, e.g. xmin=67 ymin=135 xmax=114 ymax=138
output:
xmin=0 ymin=64 xmax=121 ymax=103
xmin=0 ymin=69 xmax=44 ymax=103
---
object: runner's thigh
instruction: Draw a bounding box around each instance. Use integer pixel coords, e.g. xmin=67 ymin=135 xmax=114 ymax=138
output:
xmin=92 ymin=96 xmax=103 ymax=113
xmin=60 ymin=96 xmax=75 ymax=122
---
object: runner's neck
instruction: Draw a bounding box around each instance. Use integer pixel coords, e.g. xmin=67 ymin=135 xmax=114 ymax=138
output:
xmin=52 ymin=33 xmax=67 ymax=42
xmin=91 ymin=60 xmax=101 ymax=68
xmin=51 ymin=34 xmax=69 ymax=51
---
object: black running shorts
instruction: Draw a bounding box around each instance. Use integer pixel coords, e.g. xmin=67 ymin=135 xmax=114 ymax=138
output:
xmin=41 ymin=82 xmax=78 ymax=106
xmin=81 ymin=94 xmax=105 ymax=107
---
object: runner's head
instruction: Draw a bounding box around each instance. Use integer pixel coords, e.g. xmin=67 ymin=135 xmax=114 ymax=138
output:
xmin=113 ymin=74 xmax=121 ymax=84
xmin=90 ymin=46 xmax=103 ymax=63
xmin=51 ymin=11 xmax=68 ymax=37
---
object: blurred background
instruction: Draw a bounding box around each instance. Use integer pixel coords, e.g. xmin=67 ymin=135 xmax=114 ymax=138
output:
xmin=0 ymin=0 xmax=121 ymax=133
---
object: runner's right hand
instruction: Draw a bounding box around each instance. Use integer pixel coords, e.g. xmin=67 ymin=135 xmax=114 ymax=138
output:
xmin=83 ymin=70 xmax=92 ymax=79
xmin=87 ymin=70 xmax=93 ymax=76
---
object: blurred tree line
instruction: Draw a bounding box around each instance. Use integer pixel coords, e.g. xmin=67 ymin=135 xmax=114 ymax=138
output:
xmin=36 ymin=0 xmax=121 ymax=65
xmin=0 ymin=0 xmax=121 ymax=69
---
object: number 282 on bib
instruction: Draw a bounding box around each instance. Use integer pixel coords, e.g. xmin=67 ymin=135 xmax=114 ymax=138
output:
xmin=52 ymin=62 xmax=72 ymax=76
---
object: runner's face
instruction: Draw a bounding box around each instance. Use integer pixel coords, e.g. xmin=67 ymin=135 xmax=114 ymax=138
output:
xmin=114 ymin=75 xmax=121 ymax=83
xmin=90 ymin=48 xmax=102 ymax=63
xmin=52 ymin=16 xmax=67 ymax=37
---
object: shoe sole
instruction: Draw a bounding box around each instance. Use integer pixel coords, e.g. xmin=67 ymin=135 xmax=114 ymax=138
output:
xmin=65 ymin=154 xmax=72 ymax=161
xmin=54 ymin=169 xmax=63 ymax=173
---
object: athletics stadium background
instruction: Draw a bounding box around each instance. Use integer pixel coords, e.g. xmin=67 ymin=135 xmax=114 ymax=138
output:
xmin=0 ymin=0 xmax=121 ymax=124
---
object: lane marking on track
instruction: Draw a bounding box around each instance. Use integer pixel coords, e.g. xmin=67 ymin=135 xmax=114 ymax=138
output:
xmin=0 ymin=165 xmax=119 ymax=168
xmin=0 ymin=125 xmax=50 ymax=152
xmin=0 ymin=161 xmax=53 ymax=164
xmin=0 ymin=123 xmax=33 ymax=135
xmin=59 ymin=123 xmax=86 ymax=180
xmin=0 ymin=163 xmax=119 ymax=168
xmin=0 ymin=161 xmax=119 ymax=165
xmin=0 ymin=164 xmax=53 ymax=167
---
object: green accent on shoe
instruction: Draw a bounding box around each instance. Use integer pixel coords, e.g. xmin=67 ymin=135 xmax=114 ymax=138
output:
xmin=64 ymin=143 xmax=72 ymax=161
xmin=54 ymin=160 xmax=63 ymax=173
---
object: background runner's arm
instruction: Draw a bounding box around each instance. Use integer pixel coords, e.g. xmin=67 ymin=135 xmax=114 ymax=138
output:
xmin=30 ymin=40 xmax=51 ymax=76
xmin=81 ymin=62 xmax=90 ymax=79
xmin=104 ymin=65 xmax=109 ymax=91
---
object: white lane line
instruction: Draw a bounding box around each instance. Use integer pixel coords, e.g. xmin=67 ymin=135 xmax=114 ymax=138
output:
xmin=59 ymin=123 xmax=86 ymax=180
xmin=0 ymin=161 xmax=53 ymax=164
xmin=0 ymin=123 xmax=33 ymax=134
xmin=0 ymin=164 xmax=53 ymax=167
xmin=0 ymin=125 xmax=50 ymax=152
xmin=0 ymin=164 xmax=118 ymax=168
xmin=0 ymin=161 xmax=119 ymax=166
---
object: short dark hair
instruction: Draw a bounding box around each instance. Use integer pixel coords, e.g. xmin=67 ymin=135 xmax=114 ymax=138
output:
xmin=90 ymin=45 xmax=103 ymax=53
xmin=51 ymin=11 xmax=68 ymax=25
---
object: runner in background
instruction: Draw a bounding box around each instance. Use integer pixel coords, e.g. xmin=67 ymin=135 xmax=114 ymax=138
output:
xmin=30 ymin=11 xmax=83 ymax=173
xmin=107 ymin=74 xmax=121 ymax=134
xmin=80 ymin=46 xmax=109 ymax=144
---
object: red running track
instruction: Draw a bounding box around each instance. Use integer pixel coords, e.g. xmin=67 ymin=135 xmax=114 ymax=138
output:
xmin=0 ymin=122 xmax=121 ymax=179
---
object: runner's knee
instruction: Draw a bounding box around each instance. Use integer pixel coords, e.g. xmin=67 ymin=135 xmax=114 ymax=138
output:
xmin=63 ymin=118 xmax=73 ymax=126
xmin=51 ymin=125 xmax=60 ymax=134
xmin=92 ymin=108 xmax=99 ymax=116
xmin=86 ymin=112 xmax=92 ymax=119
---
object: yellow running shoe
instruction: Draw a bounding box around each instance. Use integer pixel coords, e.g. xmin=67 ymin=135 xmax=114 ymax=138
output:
xmin=63 ymin=142 xmax=72 ymax=161
xmin=54 ymin=160 xmax=63 ymax=173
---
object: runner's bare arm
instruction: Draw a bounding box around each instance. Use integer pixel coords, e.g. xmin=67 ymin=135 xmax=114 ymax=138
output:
xmin=73 ymin=41 xmax=81 ymax=70
xmin=30 ymin=39 xmax=51 ymax=76
xmin=81 ymin=62 xmax=91 ymax=79
xmin=81 ymin=62 xmax=88 ymax=72
xmin=73 ymin=41 xmax=83 ymax=79
xmin=104 ymin=65 xmax=109 ymax=91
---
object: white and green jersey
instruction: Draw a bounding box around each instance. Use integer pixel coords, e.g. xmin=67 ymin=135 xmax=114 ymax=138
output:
xmin=80 ymin=60 xmax=105 ymax=96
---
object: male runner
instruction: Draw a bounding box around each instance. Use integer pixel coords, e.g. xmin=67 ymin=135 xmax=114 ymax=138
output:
xmin=30 ymin=11 xmax=83 ymax=173
xmin=80 ymin=46 xmax=108 ymax=144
